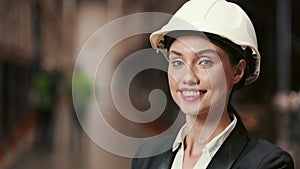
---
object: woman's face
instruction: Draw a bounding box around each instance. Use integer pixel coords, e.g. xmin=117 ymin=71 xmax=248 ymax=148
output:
xmin=168 ymin=35 xmax=243 ymax=116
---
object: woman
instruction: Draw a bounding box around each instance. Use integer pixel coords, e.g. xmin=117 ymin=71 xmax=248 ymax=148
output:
xmin=132 ymin=0 xmax=294 ymax=168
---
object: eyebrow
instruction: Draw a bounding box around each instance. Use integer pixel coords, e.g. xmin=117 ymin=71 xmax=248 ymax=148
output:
xmin=169 ymin=49 xmax=219 ymax=57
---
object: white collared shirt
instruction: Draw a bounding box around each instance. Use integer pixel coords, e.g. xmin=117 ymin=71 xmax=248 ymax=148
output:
xmin=171 ymin=115 xmax=237 ymax=169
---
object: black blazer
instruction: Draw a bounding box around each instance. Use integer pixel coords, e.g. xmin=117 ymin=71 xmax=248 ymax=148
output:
xmin=131 ymin=119 xmax=294 ymax=169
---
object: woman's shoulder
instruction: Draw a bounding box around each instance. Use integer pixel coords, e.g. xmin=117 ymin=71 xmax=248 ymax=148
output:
xmin=249 ymin=137 xmax=287 ymax=152
xmin=236 ymin=137 xmax=295 ymax=168
xmin=134 ymin=135 xmax=176 ymax=158
xmin=131 ymin=135 xmax=176 ymax=169
xmin=223 ymin=116 xmax=294 ymax=168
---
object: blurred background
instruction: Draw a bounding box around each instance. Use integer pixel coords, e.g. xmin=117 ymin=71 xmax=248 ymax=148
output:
xmin=0 ymin=0 xmax=299 ymax=168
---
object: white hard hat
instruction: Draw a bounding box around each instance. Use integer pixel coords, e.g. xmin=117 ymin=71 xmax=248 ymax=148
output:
xmin=150 ymin=0 xmax=260 ymax=85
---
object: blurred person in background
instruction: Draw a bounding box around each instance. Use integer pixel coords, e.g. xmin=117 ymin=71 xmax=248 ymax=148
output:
xmin=131 ymin=0 xmax=294 ymax=168
xmin=68 ymin=69 xmax=92 ymax=152
xmin=32 ymin=69 xmax=59 ymax=151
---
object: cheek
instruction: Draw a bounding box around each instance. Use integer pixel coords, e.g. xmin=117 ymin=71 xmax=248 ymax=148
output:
xmin=168 ymin=73 xmax=177 ymax=92
xmin=168 ymin=71 xmax=181 ymax=105
xmin=206 ymin=65 xmax=230 ymax=103
xmin=205 ymin=64 xmax=225 ymax=84
xmin=167 ymin=66 xmax=181 ymax=87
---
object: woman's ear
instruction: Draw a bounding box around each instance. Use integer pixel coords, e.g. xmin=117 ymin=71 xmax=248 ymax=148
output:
xmin=232 ymin=59 xmax=246 ymax=84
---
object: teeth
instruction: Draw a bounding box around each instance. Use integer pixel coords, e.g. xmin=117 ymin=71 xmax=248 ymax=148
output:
xmin=182 ymin=91 xmax=200 ymax=97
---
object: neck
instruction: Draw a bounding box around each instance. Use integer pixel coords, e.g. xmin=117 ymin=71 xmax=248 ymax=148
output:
xmin=184 ymin=108 xmax=231 ymax=156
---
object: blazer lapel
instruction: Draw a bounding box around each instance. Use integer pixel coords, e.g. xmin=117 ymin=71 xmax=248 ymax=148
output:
xmin=158 ymin=144 xmax=181 ymax=169
xmin=206 ymin=119 xmax=251 ymax=169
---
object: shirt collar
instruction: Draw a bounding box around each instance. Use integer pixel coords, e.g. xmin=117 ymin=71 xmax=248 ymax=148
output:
xmin=172 ymin=123 xmax=187 ymax=151
xmin=172 ymin=114 xmax=237 ymax=155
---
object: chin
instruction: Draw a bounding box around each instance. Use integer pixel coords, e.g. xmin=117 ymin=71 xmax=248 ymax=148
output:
xmin=180 ymin=104 xmax=210 ymax=117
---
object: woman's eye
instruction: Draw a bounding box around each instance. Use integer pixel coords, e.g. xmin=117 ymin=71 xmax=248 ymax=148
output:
xmin=171 ymin=60 xmax=184 ymax=67
xmin=199 ymin=59 xmax=213 ymax=66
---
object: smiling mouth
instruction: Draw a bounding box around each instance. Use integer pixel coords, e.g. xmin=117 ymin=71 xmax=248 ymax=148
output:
xmin=180 ymin=89 xmax=207 ymax=101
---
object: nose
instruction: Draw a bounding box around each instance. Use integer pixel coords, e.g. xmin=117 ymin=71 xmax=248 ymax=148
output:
xmin=182 ymin=67 xmax=200 ymax=85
